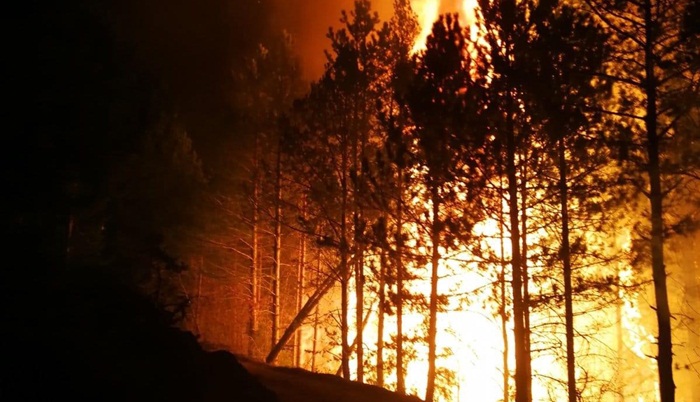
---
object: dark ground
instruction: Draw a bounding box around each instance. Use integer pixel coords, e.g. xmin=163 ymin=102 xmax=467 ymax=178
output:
xmin=0 ymin=267 xmax=423 ymax=402
xmin=0 ymin=268 xmax=277 ymax=402
xmin=241 ymin=357 xmax=424 ymax=402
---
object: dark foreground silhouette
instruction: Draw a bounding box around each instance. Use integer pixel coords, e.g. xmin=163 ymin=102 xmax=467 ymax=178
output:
xmin=1 ymin=269 xmax=276 ymax=402
xmin=1 ymin=268 xmax=423 ymax=402
xmin=240 ymin=356 xmax=424 ymax=402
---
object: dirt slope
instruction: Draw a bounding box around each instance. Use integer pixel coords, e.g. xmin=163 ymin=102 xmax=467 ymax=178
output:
xmin=239 ymin=357 xmax=424 ymax=402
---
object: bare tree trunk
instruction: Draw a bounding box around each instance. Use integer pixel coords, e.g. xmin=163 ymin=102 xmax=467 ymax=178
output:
xmin=266 ymin=255 xmax=359 ymax=364
xmin=499 ymin=174 xmax=510 ymax=402
xmin=643 ymin=2 xmax=674 ymax=400
xmin=266 ymin=269 xmax=337 ymax=364
xmin=616 ymin=289 xmax=624 ymax=402
xmin=335 ymin=297 xmax=377 ymax=376
xmin=294 ymin=204 xmax=307 ymax=367
xmin=195 ymin=256 xmax=203 ymax=336
xmin=505 ymin=90 xmax=529 ymax=402
xmin=558 ymin=137 xmax=576 ymax=402
xmin=396 ymin=168 xmax=406 ymax=394
xmin=376 ymin=249 xmax=387 ymax=387
xmin=311 ymin=249 xmax=322 ymax=371
xmin=270 ymin=139 xmax=282 ymax=352
xmin=353 ymin=117 xmax=365 ymax=383
xmin=520 ymin=161 xmax=532 ymax=402
xmin=425 ymin=186 xmax=441 ymax=402
xmin=683 ymin=234 xmax=699 ymax=401
xmin=355 ymin=246 xmax=365 ymax=382
xmin=341 ymin=142 xmax=351 ymax=378
xmin=249 ymin=137 xmax=261 ymax=357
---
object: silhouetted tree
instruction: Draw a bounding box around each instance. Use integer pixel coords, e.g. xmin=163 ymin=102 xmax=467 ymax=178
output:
xmin=581 ymin=1 xmax=700 ymax=399
xmin=402 ymin=14 xmax=486 ymax=401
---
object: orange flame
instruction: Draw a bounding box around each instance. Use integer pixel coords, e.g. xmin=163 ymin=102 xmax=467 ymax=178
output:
xmin=297 ymin=4 xmax=663 ymax=401
xmin=411 ymin=0 xmax=479 ymax=52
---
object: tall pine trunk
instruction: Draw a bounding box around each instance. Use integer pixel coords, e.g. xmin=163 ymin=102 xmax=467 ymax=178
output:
xmin=267 ymin=265 xmax=338 ymax=363
xmin=271 ymin=138 xmax=282 ymax=351
xmin=644 ymin=1 xmax=674 ymax=399
xmin=376 ymin=249 xmax=387 ymax=387
xmin=355 ymin=246 xmax=364 ymax=382
xmin=335 ymin=300 xmax=376 ymax=376
xmin=340 ymin=130 xmax=351 ymax=379
xmin=425 ymin=186 xmax=441 ymax=402
xmin=249 ymin=137 xmax=261 ymax=357
xmin=558 ymin=137 xmax=576 ymax=402
xmin=294 ymin=205 xmax=307 ymax=367
xmin=520 ymin=161 xmax=532 ymax=402
xmin=506 ymin=91 xmax=529 ymax=402
xmin=395 ymin=168 xmax=406 ymax=393
xmin=311 ymin=250 xmax=322 ymax=371
xmin=499 ymin=174 xmax=510 ymax=402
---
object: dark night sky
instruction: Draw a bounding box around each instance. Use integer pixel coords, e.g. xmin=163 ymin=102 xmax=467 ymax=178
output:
xmin=11 ymin=0 xmax=276 ymax=179
xmin=12 ymin=0 xmax=399 ymax=160
xmin=7 ymin=0 xmax=277 ymax=266
xmin=8 ymin=0 xmax=402 ymax=217
xmin=14 ymin=0 xmax=402 ymax=160
xmin=6 ymin=0 xmax=387 ymax=263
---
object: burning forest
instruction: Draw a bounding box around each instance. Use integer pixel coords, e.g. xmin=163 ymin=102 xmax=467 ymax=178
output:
xmin=7 ymin=0 xmax=699 ymax=402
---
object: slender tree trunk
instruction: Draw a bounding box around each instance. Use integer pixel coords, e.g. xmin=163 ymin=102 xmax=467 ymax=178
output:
xmin=335 ymin=299 xmax=377 ymax=376
xmin=341 ymin=234 xmax=350 ymax=378
xmin=520 ymin=162 xmax=532 ymax=402
xmin=271 ymin=139 xmax=282 ymax=352
xmin=376 ymin=249 xmax=387 ymax=387
xmin=266 ymin=268 xmax=337 ymax=364
xmin=311 ymin=249 xmax=322 ymax=371
xmin=558 ymin=137 xmax=576 ymax=402
xmin=312 ymin=303 xmax=319 ymax=371
xmin=643 ymin=1 xmax=674 ymax=398
xmin=685 ymin=235 xmax=699 ymax=402
xmin=355 ymin=244 xmax=365 ymax=382
xmin=249 ymin=137 xmax=261 ymax=357
xmin=295 ymin=205 xmax=307 ymax=367
xmin=341 ymin=130 xmax=351 ymax=379
xmin=499 ymin=175 xmax=510 ymax=402
xmin=396 ymin=168 xmax=406 ymax=394
xmin=506 ymin=90 xmax=529 ymax=402
xmin=195 ymin=256 xmax=203 ymax=336
xmin=616 ymin=280 xmax=625 ymax=402
xmin=425 ymin=186 xmax=441 ymax=402
xmin=353 ymin=118 xmax=365 ymax=383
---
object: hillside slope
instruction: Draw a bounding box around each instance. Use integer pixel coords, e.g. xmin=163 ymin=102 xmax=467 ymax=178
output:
xmin=1 ymin=270 xmax=275 ymax=402
xmin=240 ymin=357 xmax=424 ymax=402
xmin=1 ymin=268 xmax=421 ymax=402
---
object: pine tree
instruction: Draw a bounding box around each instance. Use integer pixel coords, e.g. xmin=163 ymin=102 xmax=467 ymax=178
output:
xmin=402 ymin=14 xmax=486 ymax=401
xmin=518 ymin=5 xmax=610 ymax=400
xmin=580 ymin=1 xmax=699 ymax=399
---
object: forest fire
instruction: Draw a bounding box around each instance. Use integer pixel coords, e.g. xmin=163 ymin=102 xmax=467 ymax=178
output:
xmin=33 ymin=0 xmax=699 ymax=402
xmin=411 ymin=0 xmax=478 ymax=52
xmin=223 ymin=0 xmax=697 ymax=400
xmin=338 ymin=206 xmax=665 ymax=401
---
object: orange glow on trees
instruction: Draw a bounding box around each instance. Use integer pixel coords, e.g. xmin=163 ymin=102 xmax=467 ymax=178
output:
xmin=410 ymin=0 xmax=478 ymax=51
xmin=182 ymin=2 xmax=699 ymax=402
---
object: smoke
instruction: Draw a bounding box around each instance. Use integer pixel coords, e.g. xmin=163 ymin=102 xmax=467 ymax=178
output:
xmin=269 ymin=0 xmax=393 ymax=80
xmin=268 ymin=1 xmax=473 ymax=80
